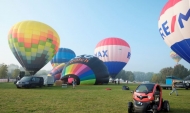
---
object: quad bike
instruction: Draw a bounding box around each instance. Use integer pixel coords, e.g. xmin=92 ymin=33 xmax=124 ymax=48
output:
xmin=128 ymin=83 xmax=170 ymax=113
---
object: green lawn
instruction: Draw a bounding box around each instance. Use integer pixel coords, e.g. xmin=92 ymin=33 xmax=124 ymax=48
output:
xmin=0 ymin=82 xmax=189 ymax=113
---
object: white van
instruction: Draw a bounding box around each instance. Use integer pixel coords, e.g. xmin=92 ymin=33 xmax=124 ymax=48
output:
xmin=35 ymin=75 xmax=54 ymax=86
xmin=44 ymin=76 xmax=54 ymax=86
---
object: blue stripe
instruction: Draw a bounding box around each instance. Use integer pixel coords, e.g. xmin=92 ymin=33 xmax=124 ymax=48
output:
xmin=104 ymin=62 xmax=126 ymax=79
xmin=171 ymin=39 xmax=190 ymax=63
xmin=80 ymin=71 xmax=95 ymax=81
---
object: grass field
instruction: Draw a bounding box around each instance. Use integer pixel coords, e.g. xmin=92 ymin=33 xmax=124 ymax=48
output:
xmin=0 ymin=82 xmax=190 ymax=113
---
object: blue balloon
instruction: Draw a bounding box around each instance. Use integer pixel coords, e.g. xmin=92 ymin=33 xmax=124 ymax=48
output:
xmin=51 ymin=48 xmax=76 ymax=67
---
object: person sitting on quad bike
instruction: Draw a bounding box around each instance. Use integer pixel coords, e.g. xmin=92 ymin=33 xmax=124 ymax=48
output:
xmin=128 ymin=83 xmax=170 ymax=113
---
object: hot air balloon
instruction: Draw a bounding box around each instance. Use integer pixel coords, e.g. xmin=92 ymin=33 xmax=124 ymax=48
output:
xmin=94 ymin=37 xmax=131 ymax=79
xmin=158 ymin=0 xmax=190 ymax=64
xmin=8 ymin=20 xmax=60 ymax=75
xmin=48 ymin=63 xmax=65 ymax=82
xmin=170 ymin=51 xmax=182 ymax=64
xmin=61 ymin=55 xmax=109 ymax=85
xmin=51 ymin=48 xmax=76 ymax=67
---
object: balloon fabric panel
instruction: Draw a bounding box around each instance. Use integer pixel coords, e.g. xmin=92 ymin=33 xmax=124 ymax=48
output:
xmin=8 ymin=21 xmax=60 ymax=74
xmin=68 ymin=78 xmax=74 ymax=83
xmin=95 ymin=37 xmax=130 ymax=47
xmin=104 ymin=62 xmax=127 ymax=78
xmin=158 ymin=0 xmax=190 ymax=64
xmin=49 ymin=63 xmax=65 ymax=81
xmin=51 ymin=48 xmax=76 ymax=67
xmin=54 ymin=73 xmax=61 ymax=81
xmin=94 ymin=37 xmax=131 ymax=79
xmin=95 ymin=45 xmax=130 ymax=62
xmin=62 ymin=63 xmax=96 ymax=85
xmin=171 ymin=41 xmax=190 ymax=63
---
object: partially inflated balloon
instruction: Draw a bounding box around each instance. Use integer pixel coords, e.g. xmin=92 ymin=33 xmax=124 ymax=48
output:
xmin=94 ymin=37 xmax=131 ymax=79
xmin=61 ymin=55 xmax=109 ymax=85
xmin=158 ymin=0 xmax=190 ymax=64
xmin=8 ymin=21 xmax=60 ymax=75
xmin=170 ymin=51 xmax=181 ymax=64
xmin=51 ymin=48 xmax=76 ymax=67
xmin=48 ymin=63 xmax=65 ymax=82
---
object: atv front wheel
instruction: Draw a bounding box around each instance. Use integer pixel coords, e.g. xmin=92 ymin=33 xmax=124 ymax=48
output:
xmin=128 ymin=102 xmax=133 ymax=113
xmin=153 ymin=109 xmax=158 ymax=113
xmin=163 ymin=100 xmax=170 ymax=112
xmin=152 ymin=105 xmax=158 ymax=113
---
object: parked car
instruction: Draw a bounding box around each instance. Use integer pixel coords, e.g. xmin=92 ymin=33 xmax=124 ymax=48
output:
xmin=128 ymin=83 xmax=170 ymax=113
xmin=15 ymin=76 xmax=44 ymax=88
xmin=160 ymin=76 xmax=190 ymax=90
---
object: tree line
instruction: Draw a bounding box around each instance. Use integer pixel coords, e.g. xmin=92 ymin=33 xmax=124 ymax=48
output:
xmin=1 ymin=63 xmax=190 ymax=84
xmin=151 ymin=64 xmax=190 ymax=83
xmin=0 ymin=63 xmax=50 ymax=79
xmin=115 ymin=64 xmax=190 ymax=83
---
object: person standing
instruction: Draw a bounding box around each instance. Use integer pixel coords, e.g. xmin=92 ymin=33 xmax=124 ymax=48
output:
xmin=72 ymin=79 xmax=76 ymax=89
xmin=114 ymin=80 xmax=116 ymax=84
xmin=169 ymin=80 xmax=178 ymax=96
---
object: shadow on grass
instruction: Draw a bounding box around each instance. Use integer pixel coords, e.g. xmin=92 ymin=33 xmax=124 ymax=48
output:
xmin=168 ymin=107 xmax=190 ymax=113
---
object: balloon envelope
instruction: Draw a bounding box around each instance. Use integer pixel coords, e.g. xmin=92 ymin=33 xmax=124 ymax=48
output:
xmin=170 ymin=51 xmax=182 ymax=63
xmin=8 ymin=21 xmax=60 ymax=75
xmin=61 ymin=55 xmax=109 ymax=85
xmin=48 ymin=63 xmax=65 ymax=82
xmin=94 ymin=37 xmax=131 ymax=79
xmin=68 ymin=78 xmax=74 ymax=84
xmin=158 ymin=0 xmax=190 ymax=64
xmin=51 ymin=48 xmax=76 ymax=67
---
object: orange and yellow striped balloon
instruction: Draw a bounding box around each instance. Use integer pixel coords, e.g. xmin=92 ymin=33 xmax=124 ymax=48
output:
xmin=170 ymin=51 xmax=182 ymax=64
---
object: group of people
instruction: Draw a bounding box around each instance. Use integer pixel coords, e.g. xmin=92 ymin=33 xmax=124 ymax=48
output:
xmin=112 ymin=80 xmax=120 ymax=84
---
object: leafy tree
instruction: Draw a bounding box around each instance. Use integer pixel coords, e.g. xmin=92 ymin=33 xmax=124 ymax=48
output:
xmin=125 ymin=71 xmax=134 ymax=81
xmin=122 ymin=71 xmax=129 ymax=81
xmin=159 ymin=67 xmax=173 ymax=83
xmin=151 ymin=73 xmax=161 ymax=83
xmin=145 ymin=72 xmax=154 ymax=81
xmin=0 ymin=64 xmax=8 ymax=78
xmin=12 ymin=69 xmax=20 ymax=78
xmin=133 ymin=71 xmax=146 ymax=82
xmin=115 ymin=70 xmax=130 ymax=81
xmin=133 ymin=71 xmax=154 ymax=82
xmin=115 ymin=70 xmax=135 ymax=82
xmin=173 ymin=64 xmax=189 ymax=79
xmin=116 ymin=70 xmax=125 ymax=79
xmin=7 ymin=64 xmax=19 ymax=74
xmin=128 ymin=74 xmax=135 ymax=82
xmin=7 ymin=72 xmax=12 ymax=78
